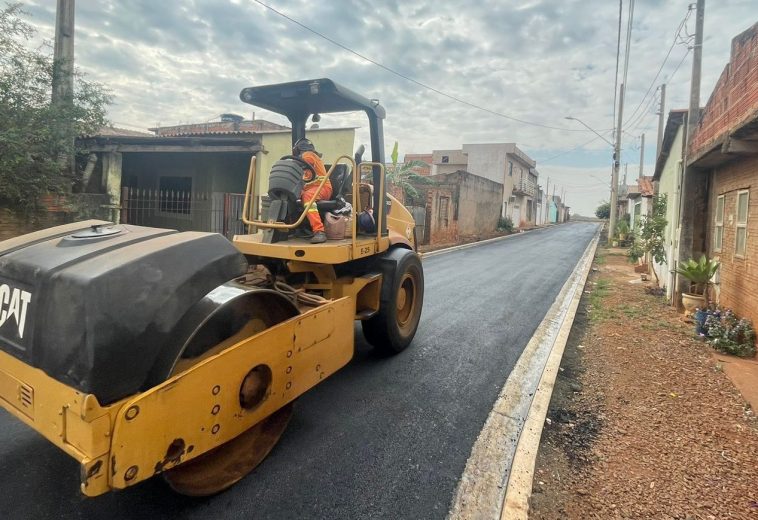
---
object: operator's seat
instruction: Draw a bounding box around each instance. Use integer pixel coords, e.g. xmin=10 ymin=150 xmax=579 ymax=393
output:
xmin=316 ymin=163 xmax=351 ymax=213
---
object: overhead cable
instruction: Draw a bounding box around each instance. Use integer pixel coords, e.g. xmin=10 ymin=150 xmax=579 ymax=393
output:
xmin=251 ymin=0 xmax=598 ymax=133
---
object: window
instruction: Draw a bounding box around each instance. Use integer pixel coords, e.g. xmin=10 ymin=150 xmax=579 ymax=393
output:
xmin=159 ymin=176 xmax=192 ymax=214
xmin=439 ymin=196 xmax=449 ymax=227
xmin=508 ymin=161 xmax=513 ymax=176
xmin=735 ymin=189 xmax=749 ymax=257
xmin=714 ymin=194 xmax=724 ymax=251
xmin=441 ymin=155 xmax=449 ymax=164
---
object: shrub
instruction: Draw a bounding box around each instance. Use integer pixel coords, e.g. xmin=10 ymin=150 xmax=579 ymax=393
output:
xmin=595 ymin=201 xmax=610 ymax=219
xmin=497 ymin=216 xmax=514 ymax=233
xmin=703 ymin=309 xmax=756 ymax=358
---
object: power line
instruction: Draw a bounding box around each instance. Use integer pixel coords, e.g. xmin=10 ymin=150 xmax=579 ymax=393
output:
xmin=625 ymin=88 xmax=660 ymax=131
xmin=611 ymin=0 xmax=623 ymax=139
xmin=666 ymin=47 xmax=692 ymax=83
xmin=251 ymin=0 xmax=595 ymax=133
xmin=536 ymin=133 xmax=610 ymax=164
xmin=623 ymin=6 xmax=694 ymax=124
xmin=626 ymin=48 xmax=691 ymax=136
xmin=621 ymin=0 xmax=635 ymax=91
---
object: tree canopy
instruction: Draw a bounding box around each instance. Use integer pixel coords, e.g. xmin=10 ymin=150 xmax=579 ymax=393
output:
xmin=595 ymin=201 xmax=610 ymax=219
xmin=385 ymin=141 xmax=434 ymax=202
xmin=0 ymin=3 xmax=110 ymax=210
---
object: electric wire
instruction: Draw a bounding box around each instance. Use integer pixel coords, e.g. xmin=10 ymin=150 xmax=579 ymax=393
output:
xmin=536 ymin=133 xmax=610 ymax=164
xmin=626 ymin=48 xmax=691 ymax=137
xmin=251 ymin=0 xmax=596 ymax=134
xmin=611 ymin=0 xmax=623 ymax=141
xmin=623 ymin=6 xmax=694 ymax=125
xmin=625 ymin=89 xmax=660 ymax=132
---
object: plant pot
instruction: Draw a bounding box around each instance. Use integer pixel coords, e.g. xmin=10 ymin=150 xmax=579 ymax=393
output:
xmin=693 ymin=308 xmax=708 ymax=335
xmin=612 ymin=240 xmax=619 ymax=247
xmin=681 ymin=292 xmax=706 ymax=316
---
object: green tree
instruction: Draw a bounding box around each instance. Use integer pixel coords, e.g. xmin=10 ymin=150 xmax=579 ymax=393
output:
xmin=595 ymin=201 xmax=610 ymax=219
xmin=385 ymin=141 xmax=434 ymax=202
xmin=628 ymin=195 xmax=668 ymax=284
xmin=0 ymin=3 xmax=110 ymax=210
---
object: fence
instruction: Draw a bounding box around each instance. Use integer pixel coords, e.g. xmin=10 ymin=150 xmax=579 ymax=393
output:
xmin=120 ymin=188 xmax=248 ymax=239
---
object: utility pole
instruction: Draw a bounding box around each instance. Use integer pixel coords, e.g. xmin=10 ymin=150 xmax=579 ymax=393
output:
xmin=680 ymin=1 xmax=705 ymax=250
xmin=678 ymin=0 xmax=705 ymax=294
xmin=52 ymin=0 xmax=75 ymax=105
xmin=609 ymin=83 xmax=624 ymax=241
xmin=638 ymin=133 xmax=645 ymax=179
xmin=52 ymin=0 xmax=75 ymax=178
xmin=656 ymin=84 xmax=666 ymax=158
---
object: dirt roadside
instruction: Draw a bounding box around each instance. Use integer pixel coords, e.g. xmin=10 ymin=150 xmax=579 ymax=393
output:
xmin=529 ymin=247 xmax=758 ymax=519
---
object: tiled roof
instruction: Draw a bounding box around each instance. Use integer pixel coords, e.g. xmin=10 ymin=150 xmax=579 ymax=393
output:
xmin=92 ymin=126 xmax=153 ymax=137
xmin=638 ymin=176 xmax=654 ymax=197
xmin=149 ymin=119 xmax=289 ymax=137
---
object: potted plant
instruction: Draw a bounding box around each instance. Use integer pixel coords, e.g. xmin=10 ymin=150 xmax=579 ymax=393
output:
xmin=675 ymin=255 xmax=720 ymax=314
xmin=616 ymin=220 xmax=630 ymax=243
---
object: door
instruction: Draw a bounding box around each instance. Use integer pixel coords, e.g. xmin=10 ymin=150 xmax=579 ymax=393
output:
xmin=512 ymin=205 xmax=521 ymax=228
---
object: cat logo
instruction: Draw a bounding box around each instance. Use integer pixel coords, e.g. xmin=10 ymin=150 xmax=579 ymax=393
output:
xmin=0 ymin=284 xmax=32 ymax=340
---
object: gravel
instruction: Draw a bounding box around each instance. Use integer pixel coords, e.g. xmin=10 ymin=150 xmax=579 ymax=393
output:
xmin=529 ymin=249 xmax=758 ymax=519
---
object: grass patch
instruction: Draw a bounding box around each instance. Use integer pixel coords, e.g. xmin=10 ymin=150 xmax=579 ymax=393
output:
xmin=618 ymin=304 xmax=640 ymax=318
xmin=589 ymin=278 xmax=612 ymax=323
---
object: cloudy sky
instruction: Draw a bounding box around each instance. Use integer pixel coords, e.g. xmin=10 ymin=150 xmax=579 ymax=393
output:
xmin=19 ymin=0 xmax=757 ymax=215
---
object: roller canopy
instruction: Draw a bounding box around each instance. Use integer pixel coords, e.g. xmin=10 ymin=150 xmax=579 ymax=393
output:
xmin=239 ymin=78 xmax=386 ymax=120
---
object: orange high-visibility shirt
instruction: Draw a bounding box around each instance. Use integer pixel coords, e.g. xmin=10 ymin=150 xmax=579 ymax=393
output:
xmin=301 ymin=151 xmax=329 ymax=186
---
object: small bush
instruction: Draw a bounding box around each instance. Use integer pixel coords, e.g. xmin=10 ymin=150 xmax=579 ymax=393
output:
xmin=702 ymin=308 xmax=756 ymax=358
xmin=497 ymin=216 xmax=514 ymax=233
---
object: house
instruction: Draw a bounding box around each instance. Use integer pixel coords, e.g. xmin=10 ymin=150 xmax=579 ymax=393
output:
xmin=76 ymin=116 xmax=355 ymax=238
xmin=430 ymin=143 xmax=539 ymax=228
xmin=431 ymin=149 xmax=468 ymax=176
xmin=627 ymin=175 xmax=655 ymax=232
xmin=684 ymin=22 xmax=758 ymax=324
xmin=409 ymin=170 xmax=503 ymax=246
xmin=403 ymin=153 xmax=433 ymax=176
xmin=652 ymin=109 xmax=688 ymax=301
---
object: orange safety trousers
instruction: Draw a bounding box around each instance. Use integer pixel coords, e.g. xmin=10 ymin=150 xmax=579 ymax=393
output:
xmin=302 ymin=181 xmax=332 ymax=233
xmin=299 ymin=151 xmax=331 ymax=233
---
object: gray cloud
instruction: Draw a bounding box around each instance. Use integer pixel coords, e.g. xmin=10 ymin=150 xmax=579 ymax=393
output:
xmin=17 ymin=0 xmax=757 ymax=215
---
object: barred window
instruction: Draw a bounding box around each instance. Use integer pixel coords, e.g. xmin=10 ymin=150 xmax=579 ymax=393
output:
xmin=714 ymin=194 xmax=724 ymax=251
xmin=735 ymin=190 xmax=749 ymax=257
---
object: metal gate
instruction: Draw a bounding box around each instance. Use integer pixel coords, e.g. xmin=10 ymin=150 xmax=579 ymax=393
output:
xmin=120 ymin=188 xmax=249 ymax=240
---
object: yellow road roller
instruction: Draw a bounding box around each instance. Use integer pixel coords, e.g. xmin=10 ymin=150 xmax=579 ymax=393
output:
xmin=0 ymin=79 xmax=424 ymax=497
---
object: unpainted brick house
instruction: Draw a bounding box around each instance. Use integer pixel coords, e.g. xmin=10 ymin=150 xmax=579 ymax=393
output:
xmin=686 ymin=22 xmax=758 ymax=325
xmin=409 ymin=170 xmax=503 ymax=246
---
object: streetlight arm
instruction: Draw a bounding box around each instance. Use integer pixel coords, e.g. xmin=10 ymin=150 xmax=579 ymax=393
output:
xmin=564 ymin=117 xmax=615 ymax=147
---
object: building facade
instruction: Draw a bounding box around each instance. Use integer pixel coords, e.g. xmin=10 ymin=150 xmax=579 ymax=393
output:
xmin=685 ymin=22 xmax=758 ymax=325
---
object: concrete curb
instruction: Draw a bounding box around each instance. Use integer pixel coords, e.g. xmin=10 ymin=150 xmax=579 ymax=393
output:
xmin=447 ymin=225 xmax=601 ymax=520
xmin=500 ymin=228 xmax=600 ymax=518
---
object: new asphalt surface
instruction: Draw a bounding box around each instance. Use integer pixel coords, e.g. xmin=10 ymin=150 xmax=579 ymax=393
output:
xmin=0 ymin=222 xmax=598 ymax=519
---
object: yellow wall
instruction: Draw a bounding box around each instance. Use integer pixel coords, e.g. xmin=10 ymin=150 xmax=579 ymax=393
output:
xmin=257 ymin=128 xmax=355 ymax=193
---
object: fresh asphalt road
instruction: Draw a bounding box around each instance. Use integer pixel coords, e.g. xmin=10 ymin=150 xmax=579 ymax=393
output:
xmin=0 ymin=222 xmax=598 ymax=520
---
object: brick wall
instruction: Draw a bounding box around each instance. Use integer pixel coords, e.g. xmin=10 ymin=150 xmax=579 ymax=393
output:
xmin=0 ymin=193 xmax=111 ymax=241
xmin=690 ymin=23 xmax=758 ymax=156
xmin=706 ymin=155 xmax=758 ymax=324
xmin=426 ymin=185 xmax=459 ymax=246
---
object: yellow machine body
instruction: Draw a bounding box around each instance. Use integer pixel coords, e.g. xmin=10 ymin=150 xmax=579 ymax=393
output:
xmin=0 ymin=297 xmax=355 ymax=496
xmin=0 ymin=78 xmax=424 ymax=498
